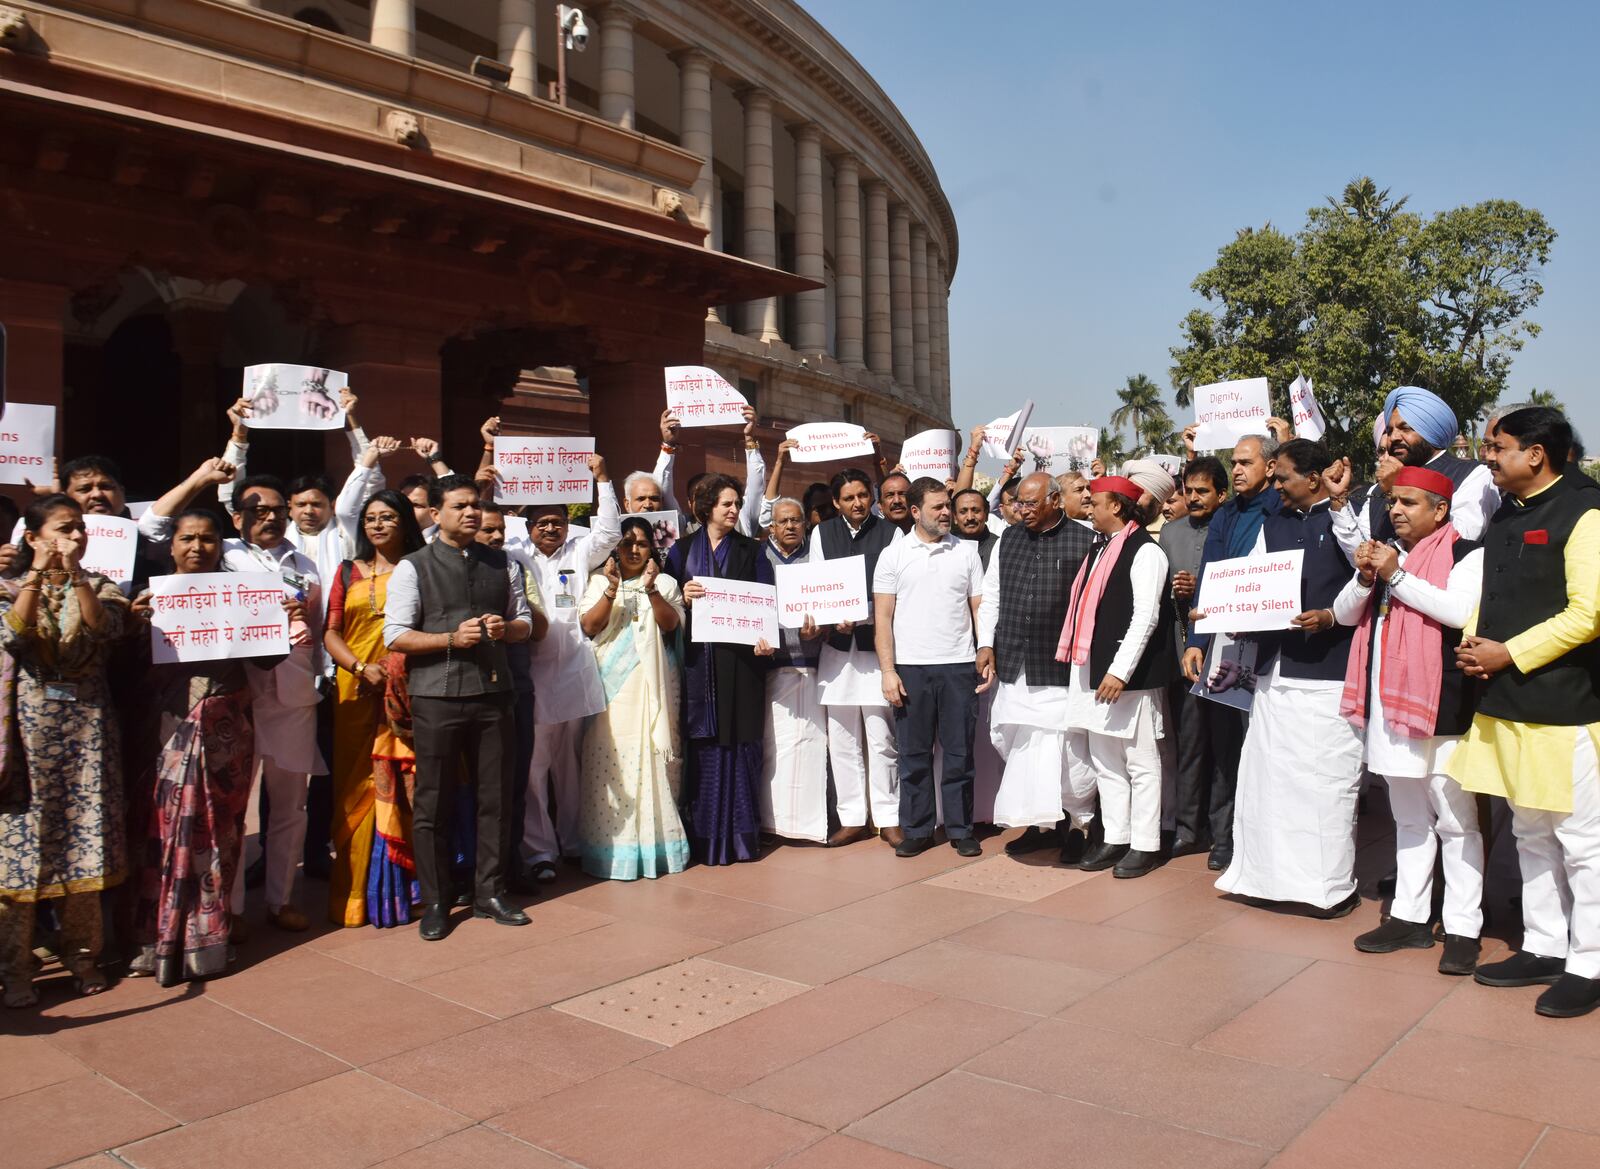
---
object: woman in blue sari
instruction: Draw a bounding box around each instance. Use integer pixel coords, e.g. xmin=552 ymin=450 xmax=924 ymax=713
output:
xmin=665 ymin=475 xmax=774 ymax=865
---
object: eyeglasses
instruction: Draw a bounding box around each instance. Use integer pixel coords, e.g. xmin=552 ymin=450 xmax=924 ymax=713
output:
xmin=243 ymin=505 xmax=287 ymax=518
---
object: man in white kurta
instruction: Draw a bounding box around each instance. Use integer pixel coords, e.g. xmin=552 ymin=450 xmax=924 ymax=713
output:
xmin=760 ymin=499 xmax=828 ymax=842
xmin=975 ymin=474 xmax=1099 ymax=856
xmin=1332 ymin=468 xmax=1485 ymax=974
xmin=522 ymin=456 xmax=621 ymax=873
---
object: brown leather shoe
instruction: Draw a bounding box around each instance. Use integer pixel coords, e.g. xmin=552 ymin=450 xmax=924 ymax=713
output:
xmin=827 ymin=824 xmax=870 ymax=848
xmin=269 ymin=906 xmax=311 ymax=932
xmin=879 ymin=826 xmax=906 ymax=847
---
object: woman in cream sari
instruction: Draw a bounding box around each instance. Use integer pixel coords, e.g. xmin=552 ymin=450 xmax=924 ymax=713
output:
xmin=577 ymin=516 xmax=687 ymax=880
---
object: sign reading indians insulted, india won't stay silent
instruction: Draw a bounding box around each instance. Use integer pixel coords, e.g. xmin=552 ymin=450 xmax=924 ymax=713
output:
xmin=1192 ymin=550 xmax=1305 ymax=634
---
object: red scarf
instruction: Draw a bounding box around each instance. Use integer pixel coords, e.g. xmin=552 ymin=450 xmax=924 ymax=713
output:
xmin=1339 ymin=524 xmax=1457 ymax=738
xmin=1056 ymin=523 xmax=1134 ymax=667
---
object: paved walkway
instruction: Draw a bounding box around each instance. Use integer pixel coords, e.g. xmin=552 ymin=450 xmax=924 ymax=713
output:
xmin=5 ymin=815 xmax=1598 ymax=1169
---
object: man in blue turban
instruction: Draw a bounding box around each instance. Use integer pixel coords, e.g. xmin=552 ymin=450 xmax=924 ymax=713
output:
xmin=1328 ymin=384 xmax=1502 ymax=548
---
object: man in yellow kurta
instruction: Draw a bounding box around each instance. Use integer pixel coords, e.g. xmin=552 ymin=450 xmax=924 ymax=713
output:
xmin=1450 ymin=406 xmax=1600 ymax=1018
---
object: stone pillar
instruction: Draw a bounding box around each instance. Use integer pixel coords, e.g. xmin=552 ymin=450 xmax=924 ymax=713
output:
xmin=936 ymin=255 xmax=952 ymax=405
xmin=910 ymin=223 xmax=931 ymax=397
xmin=369 ymin=0 xmax=414 ymax=56
xmin=597 ymin=5 xmax=637 ymax=129
xmin=740 ymin=88 xmax=781 ymax=343
xmin=889 ymin=203 xmax=914 ymax=386
xmin=673 ymin=49 xmax=714 ymax=234
xmin=863 ymin=178 xmax=891 ymax=375
xmin=792 ymin=123 xmax=827 ymax=355
xmin=497 ymin=0 xmax=537 ymax=97
xmin=929 ymin=250 xmax=947 ymax=402
xmin=832 ymin=154 xmax=864 ymax=367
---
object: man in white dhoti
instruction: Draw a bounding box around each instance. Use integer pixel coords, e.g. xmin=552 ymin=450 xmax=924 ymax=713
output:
xmin=1215 ymin=439 xmax=1365 ymax=917
xmin=1056 ymin=476 xmax=1175 ymax=878
xmin=760 ymin=497 xmax=828 ymax=841
xmin=810 ymin=469 xmax=903 ymax=846
xmin=1333 ymin=466 xmax=1485 ymax=975
xmin=975 ymin=473 xmax=1097 ymax=862
xmin=522 ymin=454 xmax=621 ymax=880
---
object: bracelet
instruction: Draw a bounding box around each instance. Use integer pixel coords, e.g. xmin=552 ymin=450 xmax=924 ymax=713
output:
xmin=446 ymin=632 xmax=453 ymax=650
xmin=744 ymin=441 xmax=760 ymax=451
xmin=644 ymin=586 xmax=658 ymax=596
xmin=1388 ymin=568 xmax=1408 ymax=589
xmin=660 ymin=443 xmax=678 ymax=453
xmin=604 ymin=590 xmax=618 ymax=600
xmin=482 ymin=444 xmax=495 ymax=453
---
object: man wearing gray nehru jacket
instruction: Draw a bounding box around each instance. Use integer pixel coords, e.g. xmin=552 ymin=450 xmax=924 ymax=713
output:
xmin=383 ymin=474 xmax=534 ymax=941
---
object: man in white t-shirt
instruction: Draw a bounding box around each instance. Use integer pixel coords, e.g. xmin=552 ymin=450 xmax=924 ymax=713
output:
xmin=873 ymin=477 xmax=989 ymax=857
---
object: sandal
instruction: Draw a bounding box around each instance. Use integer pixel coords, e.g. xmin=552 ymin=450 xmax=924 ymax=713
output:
xmin=70 ymin=960 xmax=108 ymax=996
xmin=3 ymin=975 xmax=38 ymax=1008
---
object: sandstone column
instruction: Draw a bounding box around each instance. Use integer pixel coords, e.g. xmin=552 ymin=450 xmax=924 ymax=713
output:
xmin=674 ymin=47 xmax=718 ymax=322
xmin=740 ymin=88 xmax=780 ymax=343
xmin=792 ymin=123 xmax=826 ymax=354
xmin=936 ymin=254 xmax=953 ymax=405
xmin=910 ymin=222 xmax=931 ymax=396
xmin=497 ymin=0 xmax=537 ymax=97
xmin=889 ymin=203 xmax=914 ymax=386
xmin=864 ymin=178 xmax=891 ymax=374
xmin=597 ymin=4 xmax=637 ymax=129
xmin=929 ymin=250 xmax=947 ymax=402
xmin=832 ymin=154 xmax=864 ymax=367
xmin=370 ymin=0 xmax=415 ymax=55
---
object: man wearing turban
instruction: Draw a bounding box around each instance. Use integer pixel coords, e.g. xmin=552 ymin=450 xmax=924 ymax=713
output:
xmin=1329 ymin=386 xmax=1501 ymax=556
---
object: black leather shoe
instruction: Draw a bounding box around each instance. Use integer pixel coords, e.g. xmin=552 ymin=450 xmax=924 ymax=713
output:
xmin=419 ymin=903 xmax=450 ymax=942
xmin=473 ymin=896 xmax=531 ymax=926
xmin=1474 ymin=951 xmax=1565 ymax=988
xmin=1112 ymin=849 xmax=1160 ymax=879
xmin=1168 ymin=836 xmax=1210 ymax=859
xmin=1058 ymin=827 xmax=1088 ymax=867
xmin=1206 ymin=844 xmax=1232 ymax=872
xmin=1354 ymin=916 xmax=1435 ymax=954
xmin=1535 ymin=972 xmax=1600 ymax=1018
xmin=1004 ymin=826 xmax=1059 ymax=856
xmin=894 ymin=835 xmax=934 ymax=858
xmin=1438 ymin=934 xmax=1482 ymax=976
xmin=1304 ymin=890 xmax=1361 ymax=919
xmin=1077 ymin=842 xmax=1129 ymax=872
xmin=952 ymin=837 xmax=982 ymax=858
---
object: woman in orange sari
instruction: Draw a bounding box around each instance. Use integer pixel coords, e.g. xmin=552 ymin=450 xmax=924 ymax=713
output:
xmin=323 ymin=490 xmax=424 ymax=926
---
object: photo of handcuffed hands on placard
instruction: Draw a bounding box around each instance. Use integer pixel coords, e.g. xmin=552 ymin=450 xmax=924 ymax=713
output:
xmin=242 ymin=364 xmax=348 ymax=430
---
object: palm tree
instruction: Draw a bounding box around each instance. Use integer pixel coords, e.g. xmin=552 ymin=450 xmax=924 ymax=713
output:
xmin=1528 ymin=388 xmax=1566 ymax=413
xmin=1139 ymin=407 xmax=1181 ymax=456
xmin=1110 ymin=374 xmax=1164 ymax=451
xmin=1097 ymin=427 xmax=1127 ymax=473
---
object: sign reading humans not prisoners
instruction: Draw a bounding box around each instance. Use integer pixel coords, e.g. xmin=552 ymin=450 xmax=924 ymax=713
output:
xmin=0 ymin=402 xmax=55 ymax=486
xmin=773 ymin=555 xmax=868 ymax=628
xmin=242 ymin=364 xmax=348 ymax=431
xmin=147 ymin=571 xmax=292 ymax=663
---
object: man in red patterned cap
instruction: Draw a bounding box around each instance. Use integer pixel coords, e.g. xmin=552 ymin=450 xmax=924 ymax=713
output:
xmin=1057 ymin=476 xmax=1175 ymax=878
xmin=1332 ymin=466 xmax=1486 ymax=975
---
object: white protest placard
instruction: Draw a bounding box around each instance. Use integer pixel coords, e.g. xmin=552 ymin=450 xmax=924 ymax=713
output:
xmin=1023 ymin=426 xmax=1099 ymax=473
xmin=147 ymin=571 xmax=291 ymax=664
xmin=785 ymin=422 xmax=875 ymax=464
xmin=690 ymin=578 xmax=778 ymax=647
xmin=980 ymin=400 xmax=1035 ymax=461
xmin=502 ymin=515 xmax=530 ymax=551
xmin=494 ymin=437 xmax=595 ymax=505
xmin=665 ymin=365 xmax=748 ymax=428
xmin=644 ymin=510 xmax=681 ymax=556
xmin=900 ymin=429 xmax=961 ymax=481
xmin=0 ymin=402 xmax=56 ymax=486
xmin=127 ymin=501 xmax=155 ymax=520
xmin=774 ymin=555 xmax=868 ymax=629
xmin=242 ymin=364 xmax=347 ymax=431
xmin=81 ymin=514 xmax=139 ymax=584
xmin=1191 ymin=377 xmax=1271 ymax=451
xmin=1193 ymin=550 xmax=1304 ymax=634
xmin=1151 ymin=453 xmax=1184 ymax=477
xmin=1288 ymin=374 xmax=1326 ymax=440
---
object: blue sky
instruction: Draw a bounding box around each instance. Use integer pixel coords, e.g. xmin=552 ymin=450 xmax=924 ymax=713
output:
xmin=803 ymin=0 xmax=1600 ymax=449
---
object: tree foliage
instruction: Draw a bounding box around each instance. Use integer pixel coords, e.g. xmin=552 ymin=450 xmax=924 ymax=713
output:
xmin=1170 ymin=177 xmax=1555 ymax=468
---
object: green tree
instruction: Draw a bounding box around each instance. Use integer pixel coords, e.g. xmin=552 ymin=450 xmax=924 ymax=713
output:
xmin=1138 ymin=407 xmax=1181 ymax=456
xmin=1527 ymin=388 xmax=1566 ymax=413
xmin=1110 ymin=374 xmax=1166 ymax=451
xmin=1171 ymin=177 xmax=1555 ymax=469
xmin=1097 ymin=427 xmax=1127 ymax=471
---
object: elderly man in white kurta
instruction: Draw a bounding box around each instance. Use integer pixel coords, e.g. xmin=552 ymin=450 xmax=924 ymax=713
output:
xmin=521 ymin=455 xmax=621 ymax=877
xmin=975 ymin=473 xmax=1099 ymax=860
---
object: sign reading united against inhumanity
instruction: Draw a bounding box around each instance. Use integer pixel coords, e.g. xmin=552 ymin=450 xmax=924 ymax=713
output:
xmin=0 ymin=402 xmax=56 ymax=487
xmin=147 ymin=571 xmax=292 ymax=664
xmin=665 ymin=365 xmax=749 ymax=428
xmin=773 ymin=555 xmax=868 ymax=628
xmin=494 ymin=437 xmax=595 ymax=505
xmin=784 ymin=422 xmax=875 ymax=464
xmin=900 ymin=429 xmax=961 ymax=480
xmin=1191 ymin=377 xmax=1271 ymax=451
xmin=1193 ymin=550 xmax=1304 ymax=634
xmin=242 ymin=364 xmax=348 ymax=431
xmin=690 ymin=578 xmax=779 ymax=647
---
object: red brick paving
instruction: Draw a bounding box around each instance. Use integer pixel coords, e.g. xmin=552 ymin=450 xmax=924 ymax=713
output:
xmin=6 ymin=828 xmax=1598 ymax=1169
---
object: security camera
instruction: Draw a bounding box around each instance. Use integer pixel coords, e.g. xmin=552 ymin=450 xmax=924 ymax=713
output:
xmin=558 ymin=5 xmax=589 ymax=51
